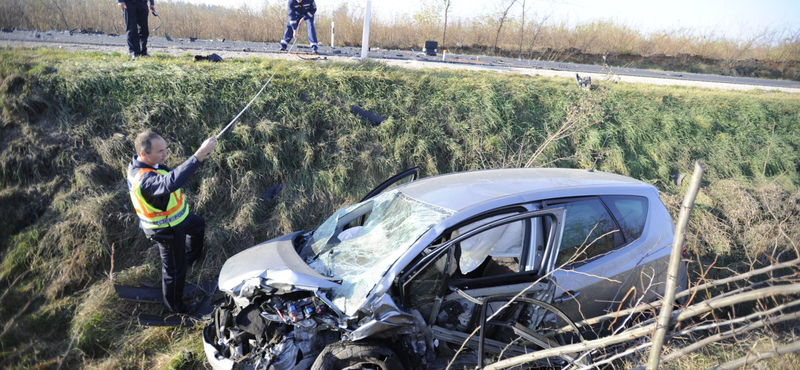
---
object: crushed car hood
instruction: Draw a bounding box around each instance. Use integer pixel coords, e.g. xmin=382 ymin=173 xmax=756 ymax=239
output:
xmin=218 ymin=232 xmax=342 ymax=296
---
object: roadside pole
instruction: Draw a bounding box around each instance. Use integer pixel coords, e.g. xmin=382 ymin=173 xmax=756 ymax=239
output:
xmin=331 ymin=21 xmax=335 ymax=49
xmin=646 ymin=161 xmax=705 ymax=370
xmin=361 ymin=0 xmax=372 ymax=59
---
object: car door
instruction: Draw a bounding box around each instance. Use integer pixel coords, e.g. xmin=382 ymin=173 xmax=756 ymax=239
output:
xmin=360 ymin=166 xmax=420 ymax=202
xmin=395 ymin=209 xmax=568 ymax=362
xmin=546 ymin=196 xmax=660 ymax=332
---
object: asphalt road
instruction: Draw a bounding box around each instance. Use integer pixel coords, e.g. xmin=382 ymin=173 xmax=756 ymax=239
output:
xmin=2 ymin=29 xmax=799 ymax=93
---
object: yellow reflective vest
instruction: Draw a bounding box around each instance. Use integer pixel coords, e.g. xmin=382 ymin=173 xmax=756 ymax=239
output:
xmin=128 ymin=168 xmax=189 ymax=229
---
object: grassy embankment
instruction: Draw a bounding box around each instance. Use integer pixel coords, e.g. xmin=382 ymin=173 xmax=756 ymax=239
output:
xmin=0 ymin=47 xmax=799 ymax=369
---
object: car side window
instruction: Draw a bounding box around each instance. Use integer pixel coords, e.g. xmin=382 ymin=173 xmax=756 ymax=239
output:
xmin=456 ymin=214 xmax=526 ymax=276
xmin=550 ymin=198 xmax=621 ymax=266
xmin=602 ymin=195 xmax=648 ymax=242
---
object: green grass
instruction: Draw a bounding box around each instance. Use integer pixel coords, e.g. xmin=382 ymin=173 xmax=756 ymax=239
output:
xmin=0 ymin=48 xmax=799 ymax=369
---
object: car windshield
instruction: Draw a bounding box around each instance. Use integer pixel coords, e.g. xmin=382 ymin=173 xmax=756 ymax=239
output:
xmin=304 ymin=189 xmax=453 ymax=316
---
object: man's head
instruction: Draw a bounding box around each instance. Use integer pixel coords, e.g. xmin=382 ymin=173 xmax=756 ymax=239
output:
xmin=135 ymin=131 xmax=168 ymax=166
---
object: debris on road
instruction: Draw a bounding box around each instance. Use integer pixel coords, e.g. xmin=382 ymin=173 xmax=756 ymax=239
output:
xmin=194 ymin=53 xmax=223 ymax=62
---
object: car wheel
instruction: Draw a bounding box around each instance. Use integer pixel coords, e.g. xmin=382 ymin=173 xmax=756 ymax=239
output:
xmin=310 ymin=341 xmax=405 ymax=370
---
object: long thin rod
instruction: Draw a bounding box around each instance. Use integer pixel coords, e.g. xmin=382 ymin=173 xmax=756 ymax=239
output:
xmin=646 ymin=161 xmax=705 ymax=370
xmin=215 ymin=29 xmax=302 ymax=139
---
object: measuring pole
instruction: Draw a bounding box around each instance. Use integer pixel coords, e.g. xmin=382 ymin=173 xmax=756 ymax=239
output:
xmin=360 ymin=0 xmax=372 ymax=59
xmin=213 ymin=36 xmax=302 ymax=139
xmin=331 ymin=21 xmax=335 ymax=49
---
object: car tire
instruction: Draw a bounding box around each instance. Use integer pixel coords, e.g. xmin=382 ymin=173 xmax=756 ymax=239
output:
xmin=310 ymin=341 xmax=405 ymax=370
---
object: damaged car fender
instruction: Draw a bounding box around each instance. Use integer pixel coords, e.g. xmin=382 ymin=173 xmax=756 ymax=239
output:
xmin=217 ymin=231 xmax=342 ymax=301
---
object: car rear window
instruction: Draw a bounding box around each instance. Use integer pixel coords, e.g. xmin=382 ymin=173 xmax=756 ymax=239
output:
xmin=602 ymin=195 xmax=649 ymax=242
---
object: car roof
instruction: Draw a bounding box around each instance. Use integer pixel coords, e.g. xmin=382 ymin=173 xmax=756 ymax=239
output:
xmin=396 ymin=168 xmax=652 ymax=211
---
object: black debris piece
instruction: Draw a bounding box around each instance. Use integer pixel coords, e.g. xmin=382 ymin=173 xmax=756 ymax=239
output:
xmin=115 ymin=281 xmax=216 ymax=303
xmin=673 ymin=173 xmax=687 ymax=186
xmin=261 ymin=183 xmax=283 ymax=202
xmin=350 ymin=105 xmax=386 ymax=126
xmin=193 ymin=53 xmax=223 ymax=62
xmin=165 ymin=33 xmax=173 ymax=42
xmin=108 ymin=33 xmax=119 ymax=37
xmin=80 ymin=29 xmax=104 ymax=35
xmin=189 ymin=37 xmax=197 ymax=42
xmin=2 ymin=28 xmax=14 ymax=33
xmin=332 ymin=49 xmax=342 ymax=54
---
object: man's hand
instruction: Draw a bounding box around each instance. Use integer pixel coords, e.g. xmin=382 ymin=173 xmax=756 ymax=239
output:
xmin=194 ymin=137 xmax=217 ymax=162
xmin=293 ymin=18 xmax=304 ymax=38
xmin=150 ymin=5 xmax=155 ymax=12
xmin=118 ymin=2 xmax=127 ymax=10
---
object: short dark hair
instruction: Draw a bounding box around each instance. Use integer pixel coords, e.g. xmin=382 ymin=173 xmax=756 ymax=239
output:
xmin=135 ymin=131 xmax=162 ymax=155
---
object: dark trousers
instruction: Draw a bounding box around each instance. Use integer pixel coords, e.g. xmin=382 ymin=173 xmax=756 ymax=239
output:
xmin=123 ymin=1 xmax=150 ymax=55
xmin=281 ymin=15 xmax=318 ymax=50
xmin=149 ymin=213 xmax=205 ymax=313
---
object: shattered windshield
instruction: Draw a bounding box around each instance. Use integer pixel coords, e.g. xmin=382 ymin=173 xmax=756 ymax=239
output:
xmin=305 ymin=189 xmax=453 ymax=315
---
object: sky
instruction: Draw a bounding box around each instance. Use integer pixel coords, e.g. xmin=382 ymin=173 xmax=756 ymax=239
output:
xmin=180 ymin=0 xmax=800 ymax=40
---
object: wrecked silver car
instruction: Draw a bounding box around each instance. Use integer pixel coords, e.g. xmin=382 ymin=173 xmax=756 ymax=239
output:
xmin=203 ymin=168 xmax=686 ymax=369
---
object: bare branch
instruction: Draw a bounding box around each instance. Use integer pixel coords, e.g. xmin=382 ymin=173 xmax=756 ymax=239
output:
xmin=565 ymin=258 xmax=800 ymax=332
xmin=660 ymin=310 xmax=800 ymax=364
xmin=716 ymin=339 xmax=800 ymax=369
xmin=483 ymin=284 xmax=800 ymax=370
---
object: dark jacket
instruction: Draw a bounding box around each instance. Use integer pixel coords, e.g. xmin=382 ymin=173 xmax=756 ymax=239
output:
xmin=288 ymin=0 xmax=316 ymax=20
xmin=127 ymin=155 xmax=202 ymax=232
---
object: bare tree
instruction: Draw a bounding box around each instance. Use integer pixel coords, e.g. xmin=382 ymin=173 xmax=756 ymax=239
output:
xmin=493 ymin=0 xmax=518 ymax=54
xmin=442 ymin=0 xmax=451 ymax=48
xmin=517 ymin=0 xmax=528 ymax=58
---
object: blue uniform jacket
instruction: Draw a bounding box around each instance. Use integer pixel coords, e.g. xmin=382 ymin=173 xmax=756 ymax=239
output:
xmin=127 ymin=155 xmax=202 ymax=231
xmin=288 ymin=0 xmax=316 ymax=21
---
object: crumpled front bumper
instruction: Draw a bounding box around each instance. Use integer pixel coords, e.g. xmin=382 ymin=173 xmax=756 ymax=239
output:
xmin=203 ymin=325 xmax=234 ymax=370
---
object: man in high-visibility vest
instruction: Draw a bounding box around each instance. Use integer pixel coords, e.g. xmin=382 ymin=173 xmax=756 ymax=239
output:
xmin=127 ymin=131 xmax=216 ymax=313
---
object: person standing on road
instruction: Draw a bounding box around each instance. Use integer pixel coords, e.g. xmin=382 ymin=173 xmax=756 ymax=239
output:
xmin=118 ymin=0 xmax=155 ymax=60
xmin=127 ymin=131 xmax=216 ymax=313
xmin=281 ymin=0 xmax=318 ymax=54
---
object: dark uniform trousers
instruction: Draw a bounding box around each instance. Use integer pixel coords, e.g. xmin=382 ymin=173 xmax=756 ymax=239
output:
xmin=123 ymin=0 xmax=150 ymax=55
xmin=149 ymin=213 xmax=205 ymax=312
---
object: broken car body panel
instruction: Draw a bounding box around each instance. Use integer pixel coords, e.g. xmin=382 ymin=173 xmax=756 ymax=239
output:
xmin=217 ymin=231 xmax=341 ymax=298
